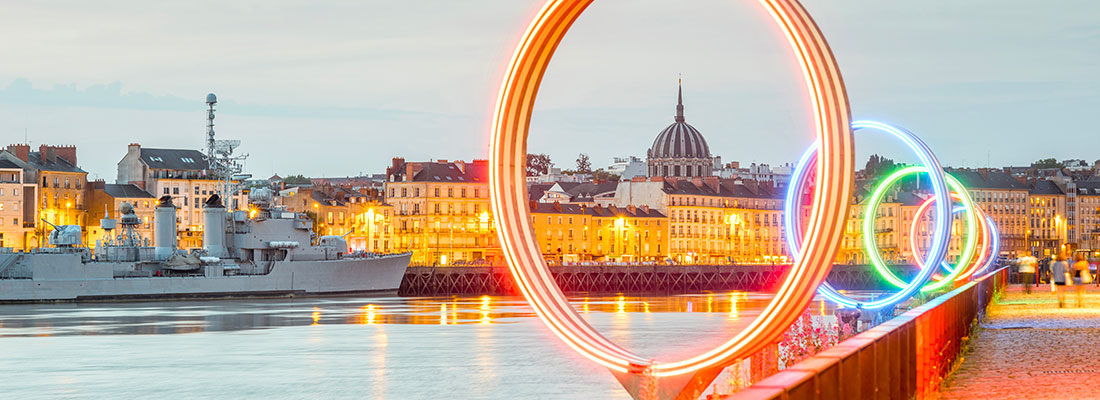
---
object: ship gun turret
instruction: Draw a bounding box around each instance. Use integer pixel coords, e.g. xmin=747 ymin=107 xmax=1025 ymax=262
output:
xmin=42 ymin=219 xmax=82 ymax=247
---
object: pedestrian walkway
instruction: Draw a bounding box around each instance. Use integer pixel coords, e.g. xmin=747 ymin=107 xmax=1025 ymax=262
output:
xmin=938 ymin=284 xmax=1100 ymax=399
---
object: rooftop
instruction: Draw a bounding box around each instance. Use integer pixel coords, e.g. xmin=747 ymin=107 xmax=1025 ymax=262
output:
xmin=139 ymin=148 xmax=209 ymax=171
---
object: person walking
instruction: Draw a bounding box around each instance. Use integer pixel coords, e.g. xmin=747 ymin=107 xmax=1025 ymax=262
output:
xmin=1017 ymin=254 xmax=1038 ymax=294
xmin=1073 ymin=253 xmax=1092 ymax=307
xmin=1052 ymin=252 xmax=1069 ymax=308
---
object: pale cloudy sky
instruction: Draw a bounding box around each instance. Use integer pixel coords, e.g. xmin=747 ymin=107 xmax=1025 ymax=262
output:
xmin=0 ymin=0 xmax=1096 ymax=180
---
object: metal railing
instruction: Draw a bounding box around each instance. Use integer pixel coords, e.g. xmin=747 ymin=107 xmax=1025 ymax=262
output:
xmin=728 ymin=266 xmax=1006 ymax=400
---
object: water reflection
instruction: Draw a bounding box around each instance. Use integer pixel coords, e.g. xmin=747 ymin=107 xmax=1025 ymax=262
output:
xmin=0 ymin=292 xmax=882 ymax=338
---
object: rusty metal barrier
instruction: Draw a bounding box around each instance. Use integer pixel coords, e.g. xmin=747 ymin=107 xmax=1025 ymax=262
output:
xmin=726 ymin=267 xmax=1007 ymax=400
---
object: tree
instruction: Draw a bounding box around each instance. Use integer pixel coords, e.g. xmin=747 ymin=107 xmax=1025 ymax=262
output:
xmin=283 ymin=174 xmax=311 ymax=185
xmin=576 ymin=153 xmax=592 ymax=174
xmin=864 ymin=154 xmax=896 ymax=178
xmin=591 ymin=169 xmax=620 ymax=183
xmin=1031 ymin=158 xmax=1062 ymax=169
xmin=526 ymin=153 xmax=553 ymax=176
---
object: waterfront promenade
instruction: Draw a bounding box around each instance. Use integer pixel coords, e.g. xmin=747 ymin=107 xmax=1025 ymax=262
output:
xmin=939 ymin=284 xmax=1100 ymax=399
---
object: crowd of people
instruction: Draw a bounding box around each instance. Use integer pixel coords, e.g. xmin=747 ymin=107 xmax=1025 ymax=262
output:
xmin=1017 ymin=251 xmax=1096 ymax=308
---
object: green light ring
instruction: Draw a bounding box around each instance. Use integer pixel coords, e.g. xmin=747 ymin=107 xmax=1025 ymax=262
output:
xmin=862 ymin=167 xmax=978 ymax=292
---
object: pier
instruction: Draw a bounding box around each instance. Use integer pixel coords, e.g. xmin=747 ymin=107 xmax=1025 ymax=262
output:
xmin=397 ymin=264 xmax=920 ymax=297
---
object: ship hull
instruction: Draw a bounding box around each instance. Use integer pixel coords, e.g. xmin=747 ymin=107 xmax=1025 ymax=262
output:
xmin=0 ymin=253 xmax=411 ymax=303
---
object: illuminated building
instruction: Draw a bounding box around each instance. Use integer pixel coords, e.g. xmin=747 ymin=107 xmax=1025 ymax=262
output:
xmin=0 ymin=156 xmax=35 ymax=249
xmin=385 ymin=158 xmax=498 ymax=265
xmin=1073 ymin=182 xmax=1100 ymax=251
xmin=613 ymin=177 xmax=786 ymax=263
xmin=950 ymin=169 xmax=1030 ymax=257
xmin=86 ymin=181 xmax=155 ymax=245
xmin=2 ymin=144 xmax=88 ymax=248
xmin=116 ymin=143 xmax=246 ymax=249
xmin=530 ymin=202 xmax=667 ymax=262
xmin=278 ymin=185 xmax=394 ymax=253
xmin=1028 ymin=180 xmax=1067 ymax=256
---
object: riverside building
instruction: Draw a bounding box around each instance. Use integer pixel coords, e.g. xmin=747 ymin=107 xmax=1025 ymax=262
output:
xmin=385 ymin=158 xmax=497 ymax=265
xmin=529 ymin=202 xmax=667 ymax=263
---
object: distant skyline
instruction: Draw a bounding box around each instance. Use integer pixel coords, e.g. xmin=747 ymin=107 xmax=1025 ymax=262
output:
xmin=0 ymin=0 xmax=1096 ymax=180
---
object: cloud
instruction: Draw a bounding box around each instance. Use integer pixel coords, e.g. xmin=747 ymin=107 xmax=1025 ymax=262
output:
xmin=0 ymin=78 xmax=446 ymax=121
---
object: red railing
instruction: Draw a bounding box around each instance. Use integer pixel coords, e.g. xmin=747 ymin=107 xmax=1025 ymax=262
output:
xmin=726 ymin=267 xmax=1006 ymax=400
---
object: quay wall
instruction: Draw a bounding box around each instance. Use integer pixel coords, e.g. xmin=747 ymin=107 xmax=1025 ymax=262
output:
xmin=397 ymin=264 xmax=920 ymax=297
xmin=726 ymin=267 xmax=1007 ymax=400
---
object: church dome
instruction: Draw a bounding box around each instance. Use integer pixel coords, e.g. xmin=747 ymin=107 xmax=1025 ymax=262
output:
xmin=648 ymin=83 xmax=710 ymax=159
xmin=649 ymin=121 xmax=710 ymax=159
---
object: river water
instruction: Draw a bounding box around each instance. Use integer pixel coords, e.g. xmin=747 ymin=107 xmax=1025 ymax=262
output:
xmin=0 ymin=293 xmax=855 ymax=399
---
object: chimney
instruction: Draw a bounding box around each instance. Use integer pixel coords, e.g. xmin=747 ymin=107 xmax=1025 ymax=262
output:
xmin=91 ymin=179 xmax=106 ymax=190
xmin=388 ymin=157 xmax=405 ymax=180
xmin=54 ymin=145 xmax=77 ymax=166
xmin=454 ymin=160 xmax=466 ymax=174
xmin=705 ymin=176 xmax=720 ymax=193
xmin=39 ymin=144 xmax=50 ymax=164
xmin=437 ymin=159 xmax=448 ymax=164
xmin=127 ymin=143 xmax=141 ymax=160
xmin=405 ymin=162 xmax=423 ymax=182
xmin=6 ymin=144 xmax=29 ymax=162
xmin=641 ymin=205 xmax=649 ymax=213
xmin=627 ymin=205 xmax=636 ymax=214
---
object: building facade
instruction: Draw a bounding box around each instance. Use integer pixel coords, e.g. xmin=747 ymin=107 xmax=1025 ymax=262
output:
xmin=278 ymin=185 xmax=395 ymax=253
xmin=948 ymin=170 xmax=1030 ymax=257
xmin=0 ymin=158 xmax=34 ymax=249
xmin=385 ymin=158 xmax=498 ymax=265
xmin=531 ymin=203 xmax=667 ymax=263
xmin=1028 ymin=180 xmax=1067 ymax=257
xmin=613 ymin=177 xmax=787 ymax=264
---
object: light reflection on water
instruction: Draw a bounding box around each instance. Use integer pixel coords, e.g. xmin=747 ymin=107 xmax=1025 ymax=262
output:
xmin=0 ymin=292 xmax=872 ymax=399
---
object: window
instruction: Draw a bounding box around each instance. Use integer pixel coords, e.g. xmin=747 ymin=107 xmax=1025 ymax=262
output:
xmin=434 ymin=188 xmax=440 ymax=197
xmin=474 ymin=189 xmax=480 ymax=198
xmin=448 ymin=188 xmax=454 ymax=197
xmin=461 ymin=188 xmax=467 ymax=198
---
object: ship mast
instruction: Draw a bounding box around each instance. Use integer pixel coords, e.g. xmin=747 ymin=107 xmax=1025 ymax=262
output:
xmin=204 ymin=93 xmax=249 ymax=211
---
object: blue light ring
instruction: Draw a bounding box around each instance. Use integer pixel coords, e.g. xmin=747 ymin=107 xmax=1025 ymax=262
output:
xmin=784 ymin=121 xmax=952 ymax=309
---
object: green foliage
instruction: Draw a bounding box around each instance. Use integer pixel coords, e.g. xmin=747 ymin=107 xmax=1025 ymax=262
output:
xmin=526 ymin=153 xmax=553 ymax=176
xmin=864 ymin=154 xmax=896 ymax=178
xmin=1031 ymin=158 xmax=1063 ymax=169
xmin=575 ymin=153 xmax=592 ymax=174
xmin=591 ymin=169 xmax=620 ymax=183
xmin=283 ymin=174 xmax=311 ymax=185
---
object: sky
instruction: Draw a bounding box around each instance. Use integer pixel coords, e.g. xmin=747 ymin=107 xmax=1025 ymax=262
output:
xmin=0 ymin=0 xmax=1096 ymax=180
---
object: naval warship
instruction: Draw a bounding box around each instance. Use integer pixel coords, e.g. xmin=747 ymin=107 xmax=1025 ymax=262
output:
xmin=0 ymin=93 xmax=410 ymax=302
xmin=0 ymin=190 xmax=410 ymax=303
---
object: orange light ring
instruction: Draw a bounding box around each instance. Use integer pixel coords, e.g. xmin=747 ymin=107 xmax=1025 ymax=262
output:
xmin=489 ymin=0 xmax=852 ymax=377
xmin=908 ymin=194 xmax=991 ymax=282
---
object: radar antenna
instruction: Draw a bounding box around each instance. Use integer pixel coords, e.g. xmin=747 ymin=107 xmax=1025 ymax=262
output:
xmin=204 ymin=93 xmax=249 ymax=211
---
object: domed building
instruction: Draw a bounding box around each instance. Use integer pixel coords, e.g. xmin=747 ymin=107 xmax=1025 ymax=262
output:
xmin=647 ymin=82 xmax=713 ymax=178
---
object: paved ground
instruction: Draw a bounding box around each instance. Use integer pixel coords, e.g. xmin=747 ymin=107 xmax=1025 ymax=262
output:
xmin=939 ymin=283 xmax=1100 ymax=400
